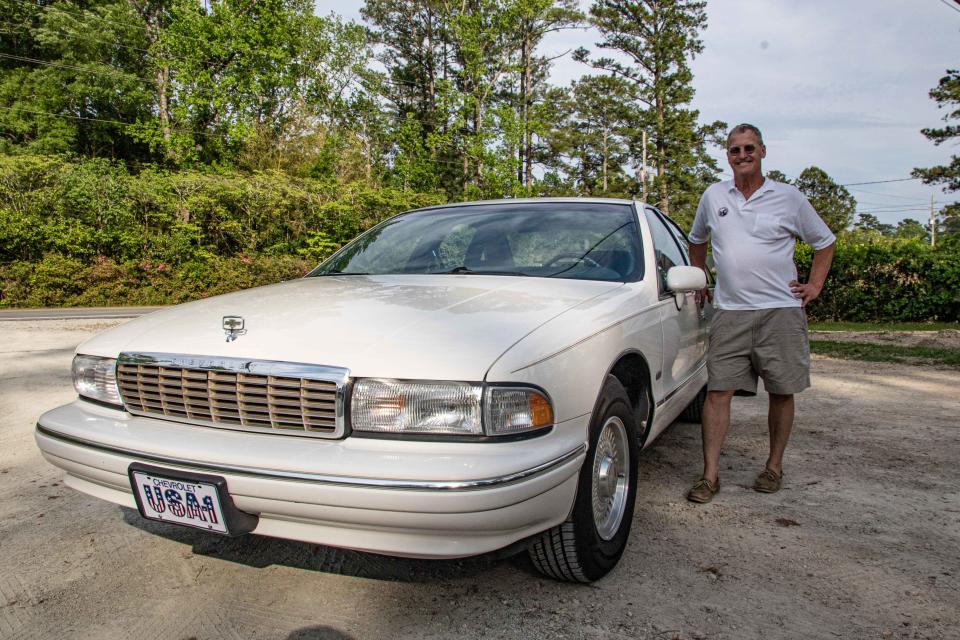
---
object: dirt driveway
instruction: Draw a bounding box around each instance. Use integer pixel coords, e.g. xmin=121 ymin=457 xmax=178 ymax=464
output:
xmin=1 ymin=320 xmax=957 ymax=640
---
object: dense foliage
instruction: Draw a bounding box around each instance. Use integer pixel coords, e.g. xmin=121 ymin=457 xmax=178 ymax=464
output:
xmin=796 ymin=239 xmax=960 ymax=322
xmin=913 ymin=69 xmax=960 ymax=245
xmin=0 ymin=155 xmax=443 ymax=305
xmin=0 ymin=1 xmax=956 ymax=321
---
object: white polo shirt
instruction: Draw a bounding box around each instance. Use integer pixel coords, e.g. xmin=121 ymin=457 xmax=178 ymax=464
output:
xmin=689 ymin=178 xmax=836 ymax=310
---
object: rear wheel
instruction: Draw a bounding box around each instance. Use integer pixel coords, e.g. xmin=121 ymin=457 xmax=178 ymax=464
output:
xmin=529 ymin=376 xmax=639 ymax=582
xmin=679 ymin=384 xmax=707 ymax=423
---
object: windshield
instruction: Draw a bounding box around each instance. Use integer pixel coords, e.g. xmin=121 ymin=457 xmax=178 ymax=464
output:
xmin=310 ymin=202 xmax=643 ymax=282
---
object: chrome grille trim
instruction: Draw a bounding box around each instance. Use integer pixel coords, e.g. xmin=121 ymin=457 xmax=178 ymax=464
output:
xmin=116 ymin=353 xmax=349 ymax=439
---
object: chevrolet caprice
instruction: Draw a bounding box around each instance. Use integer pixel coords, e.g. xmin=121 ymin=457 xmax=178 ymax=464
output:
xmin=36 ymin=199 xmax=711 ymax=582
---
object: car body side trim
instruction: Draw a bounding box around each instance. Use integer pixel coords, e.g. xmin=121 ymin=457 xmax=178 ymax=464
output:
xmin=655 ymin=362 xmax=707 ymax=407
xmin=35 ymin=424 xmax=587 ymax=492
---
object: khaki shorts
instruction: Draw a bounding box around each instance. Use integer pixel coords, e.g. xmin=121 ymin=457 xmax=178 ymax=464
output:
xmin=707 ymin=307 xmax=810 ymax=396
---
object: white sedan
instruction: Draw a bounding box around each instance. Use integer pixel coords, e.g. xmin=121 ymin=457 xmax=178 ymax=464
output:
xmin=36 ymin=198 xmax=711 ymax=582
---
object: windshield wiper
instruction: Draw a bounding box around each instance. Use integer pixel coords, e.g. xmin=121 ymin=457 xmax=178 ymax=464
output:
xmin=319 ymin=270 xmax=370 ymax=275
xmin=443 ymin=266 xmax=529 ymax=277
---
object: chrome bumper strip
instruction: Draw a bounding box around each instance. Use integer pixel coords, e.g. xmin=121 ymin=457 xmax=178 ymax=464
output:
xmin=36 ymin=425 xmax=586 ymax=491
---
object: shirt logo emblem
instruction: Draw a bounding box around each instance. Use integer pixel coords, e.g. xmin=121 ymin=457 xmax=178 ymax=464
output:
xmin=223 ymin=316 xmax=246 ymax=342
xmin=718 ymin=207 xmax=729 ymax=217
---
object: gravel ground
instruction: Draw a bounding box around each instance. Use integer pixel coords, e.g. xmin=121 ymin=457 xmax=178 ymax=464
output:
xmin=1 ymin=319 xmax=958 ymax=640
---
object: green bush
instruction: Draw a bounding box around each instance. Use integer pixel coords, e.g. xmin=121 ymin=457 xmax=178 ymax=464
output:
xmin=0 ymin=254 xmax=311 ymax=307
xmin=796 ymin=238 xmax=960 ymax=322
xmin=2 ymin=154 xmax=956 ymax=320
xmin=0 ymin=155 xmax=444 ymax=307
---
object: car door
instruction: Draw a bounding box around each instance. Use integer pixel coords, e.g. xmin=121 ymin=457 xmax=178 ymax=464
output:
xmin=643 ymin=207 xmax=703 ymax=395
xmin=659 ymin=211 xmax=712 ymax=361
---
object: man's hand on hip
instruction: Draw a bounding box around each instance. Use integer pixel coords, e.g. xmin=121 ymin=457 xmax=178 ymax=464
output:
xmin=789 ymin=280 xmax=821 ymax=307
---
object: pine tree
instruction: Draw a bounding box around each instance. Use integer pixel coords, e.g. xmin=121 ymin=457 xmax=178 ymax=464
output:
xmin=575 ymin=0 xmax=724 ymax=224
xmin=792 ymin=166 xmax=857 ymax=235
xmin=913 ymin=69 xmax=960 ymax=193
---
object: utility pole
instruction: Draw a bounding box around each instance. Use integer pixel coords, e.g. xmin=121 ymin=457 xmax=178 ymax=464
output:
xmin=930 ymin=195 xmax=937 ymax=248
xmin=640 ymin=130 xmax=648 ymax=203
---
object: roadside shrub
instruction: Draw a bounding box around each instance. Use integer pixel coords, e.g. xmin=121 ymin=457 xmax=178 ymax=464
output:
xmin=796 ymin=238 xmax=960 ymax=322
xmin=2 ymin=154 xmax=955 ymax=321
xmin=0 ymin=254 xmax=311 ymax=307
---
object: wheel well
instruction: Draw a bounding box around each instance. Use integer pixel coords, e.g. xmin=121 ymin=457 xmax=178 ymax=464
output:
xmin=608 ymin=353 xmax=654 ymax=445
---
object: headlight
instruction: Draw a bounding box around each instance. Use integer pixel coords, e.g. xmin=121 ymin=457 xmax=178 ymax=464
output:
xmin=352 ymin=379 xmax=483 ymax=435
xmin=351 ymin=379 xmax=553 ymax=438
xmin=72 ymin=355 xmax=122 ymax=407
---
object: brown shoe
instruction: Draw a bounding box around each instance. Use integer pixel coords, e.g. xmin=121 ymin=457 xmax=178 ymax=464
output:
xmin=753 ymin=468 xmax=782 ymax=493
xmin=687 ymin=477 xmax=719 ymax=503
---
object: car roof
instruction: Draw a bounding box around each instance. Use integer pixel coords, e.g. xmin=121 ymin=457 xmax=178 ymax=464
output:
xmin=408 ymin=197 xmax=641 ymax=215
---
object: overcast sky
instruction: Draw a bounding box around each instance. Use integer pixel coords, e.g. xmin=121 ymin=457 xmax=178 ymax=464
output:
xmin=314 ymin=0 xmax=959 ymax=226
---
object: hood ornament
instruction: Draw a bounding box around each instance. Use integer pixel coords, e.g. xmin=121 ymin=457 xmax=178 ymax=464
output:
xmin=223 ymin=316 xmax=246 ymax=342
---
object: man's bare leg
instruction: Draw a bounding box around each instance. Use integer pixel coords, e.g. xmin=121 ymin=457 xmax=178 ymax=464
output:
xmin=702 ymin=390 xmax=736 ymax=483
xmin=765 ymin=392 xmax=795 ymax=475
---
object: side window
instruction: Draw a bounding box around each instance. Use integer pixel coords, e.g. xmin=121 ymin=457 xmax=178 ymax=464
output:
xmin=661 ymin=211 xmax=715 ymax=285
xmin=661 ymin=215 xmax=691 ymax=263
xmin=644 ymin=208 xmax=687 ymax=294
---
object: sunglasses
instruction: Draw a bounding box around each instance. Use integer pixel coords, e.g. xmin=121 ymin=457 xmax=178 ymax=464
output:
xmin=727 ymin=144 xmax=758 ymax=156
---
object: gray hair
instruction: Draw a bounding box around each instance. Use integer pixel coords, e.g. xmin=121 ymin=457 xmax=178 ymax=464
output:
xmin=727 ymin=123 xmax=764 ymax=146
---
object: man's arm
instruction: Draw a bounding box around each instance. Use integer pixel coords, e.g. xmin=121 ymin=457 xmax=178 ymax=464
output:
xmin=789 ymin=241 xmax=835 ymax=307
xmin=689 ymin=241 xmax=708 ymax=271
xmin=689 ymin=241 xmax=712 ymax=305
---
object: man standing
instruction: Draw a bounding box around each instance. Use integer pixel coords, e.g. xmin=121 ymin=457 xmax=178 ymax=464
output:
xmin=686 ymin=123 xmax=836 ymax=503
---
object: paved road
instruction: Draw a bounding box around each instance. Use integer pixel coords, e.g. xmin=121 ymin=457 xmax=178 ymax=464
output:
xmin=0 ymin=306 xmax=162 ymax=321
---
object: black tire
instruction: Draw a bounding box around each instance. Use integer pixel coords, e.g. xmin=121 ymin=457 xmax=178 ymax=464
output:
xmin=679 ymin=384 xmax=707 ymax=423
xmin=529 ymin=375 xmax=639 ymax=582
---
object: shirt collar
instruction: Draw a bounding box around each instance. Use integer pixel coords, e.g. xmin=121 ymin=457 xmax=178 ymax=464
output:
xmin=725 ymin=177 xmax=777 ymax=196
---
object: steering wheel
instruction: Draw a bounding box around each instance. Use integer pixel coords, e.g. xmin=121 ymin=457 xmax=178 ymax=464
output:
xmin=543 ymin=253 xmax=603 ymax=269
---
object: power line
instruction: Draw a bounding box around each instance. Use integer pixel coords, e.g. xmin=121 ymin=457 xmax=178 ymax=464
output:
xmin=0 ymin=50 xmax=253 ymax=102
xmin=7 ymin=0 xmax=160 ymax=38
xmin=0 ymin=51 xmax=155 ymax=84
xmin=0 ymin=20 xmax=155 ymax=56
xmin=0 ymin=104 xmax=228 ymax=139
xmin=854 ymin=198 xmax=930 ymax=206
xmin=856 ymin=207 xmax=938 ymax=214
xmin=0 ymin=104 xmax=135 ymax=128
xmin=844 ymin=185 xmax=932 ymax=200
xmin=840 ymin=177 xmax=920 ymax=186
xmin=937 ymin=0 xmax=960 ymax=15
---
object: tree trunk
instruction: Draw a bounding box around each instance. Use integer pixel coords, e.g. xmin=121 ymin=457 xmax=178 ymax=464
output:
xmin=518 ymin=35 xmax=527 ymax=185
xmin=156 ymin=66 xmax=170 ymax=144
xmin=656 ymin=98 xmax=667 ymax=214
xmin=602 ymin=126 xmax=609 ymax=193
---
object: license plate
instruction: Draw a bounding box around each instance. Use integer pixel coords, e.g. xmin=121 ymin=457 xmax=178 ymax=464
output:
xmin=130 ymin=469 xmax=229 ymax=534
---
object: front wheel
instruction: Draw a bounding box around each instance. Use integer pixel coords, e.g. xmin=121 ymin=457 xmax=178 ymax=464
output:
xmin=529 ymin=375 xmax=639 ymax=582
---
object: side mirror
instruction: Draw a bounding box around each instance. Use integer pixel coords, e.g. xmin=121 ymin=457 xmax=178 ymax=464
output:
xmin=666 ymin=265 xmax=706 ymax=292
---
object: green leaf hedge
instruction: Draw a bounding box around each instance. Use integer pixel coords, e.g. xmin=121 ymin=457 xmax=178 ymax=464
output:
xmin=1 ymin=155 xmax=958 ymax=321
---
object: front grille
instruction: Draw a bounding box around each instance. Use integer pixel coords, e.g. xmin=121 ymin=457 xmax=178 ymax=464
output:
xmin=116 ymin=354 xmax=348 ymax=438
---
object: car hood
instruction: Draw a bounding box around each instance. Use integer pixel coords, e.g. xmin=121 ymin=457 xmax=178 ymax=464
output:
xmin=79 ymin=275 xmax=624 ymax=380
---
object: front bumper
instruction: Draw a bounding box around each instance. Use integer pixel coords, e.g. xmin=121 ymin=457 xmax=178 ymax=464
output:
xmin=35 ymin=400 xmax=587 ymax=559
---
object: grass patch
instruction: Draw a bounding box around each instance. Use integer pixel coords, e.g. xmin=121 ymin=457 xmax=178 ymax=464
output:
xmin=809 ymin=321 xmax=959 ymax=332
xmin=810 ymin=340 xmax=960 ymax=368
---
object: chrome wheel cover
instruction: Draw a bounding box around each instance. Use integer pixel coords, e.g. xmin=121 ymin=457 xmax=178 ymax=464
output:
xmin=592 ymin=415 xmax=630 ymax=541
